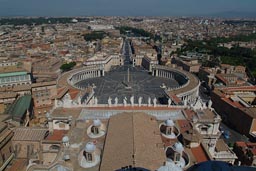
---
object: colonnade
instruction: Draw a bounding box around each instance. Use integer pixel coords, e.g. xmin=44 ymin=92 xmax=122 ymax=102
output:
xmin=152 ymin=65 xmax=200 ymax=105
xmin=70 ymin=69 xmax=104 ymax=85
xmin=153 ymin=69 xmax=174 ymax=79
xmin=178 ymin=88 xmax=199 ymax=104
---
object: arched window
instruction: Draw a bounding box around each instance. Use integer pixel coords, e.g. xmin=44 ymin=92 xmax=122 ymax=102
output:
xmin=91 ymin=126 xmax=99 ymax=134
xmin=50 ymin=145 xmax=60 ymax=150
xmin=87 ymin=152 xmax=92 ymax=161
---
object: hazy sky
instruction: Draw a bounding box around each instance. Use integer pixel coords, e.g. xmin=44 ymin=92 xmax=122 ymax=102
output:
xmin=0 ymin=0 xmax=256 ymax=17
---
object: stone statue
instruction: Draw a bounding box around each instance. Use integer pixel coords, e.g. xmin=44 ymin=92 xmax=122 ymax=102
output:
xmin=208 ymin=100 xmax=213 ymax=109
xmin=138 ymin=97 xmax=143 ymax=107
xmin=123 ymin=97 xmax=127 ymax=107
xmin=108 ymin=97 xmax=112 ymax=107
xmin=130 ymin=96 xmax=134 ymax=107
xmin=115 ymin=97 xmax=118 ymax=106
xmin=153 ymin=97 xmax=157 ymax=107
xmin=184 ymin=97 xmax=188 ymax=106
xmin=94 ymin=97 xmax=98 ymax=106
xmin=168 ymin=98 xmax=172 ymax=107
xmin=46 ymin=112 xmax=51 ymax=118
xmin=202 ymin=102 xmax=207 ymax=109
xmin=160 ymin=83 xmax=166 ymax=89
xmin=92 ymin=83 xmax=96 ymax=89
xmin=148 ymin=97 xmax=151 ymax=106
xmin=78 ymin=94 xmax=82 ymax=105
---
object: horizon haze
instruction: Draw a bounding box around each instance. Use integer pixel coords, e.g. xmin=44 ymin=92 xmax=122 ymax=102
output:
xmin=0 ymin=0 xmax=256 ymax=18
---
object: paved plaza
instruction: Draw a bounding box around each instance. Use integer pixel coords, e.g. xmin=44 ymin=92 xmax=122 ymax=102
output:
xmin=75 ymin=65 xmax=180 ymax=104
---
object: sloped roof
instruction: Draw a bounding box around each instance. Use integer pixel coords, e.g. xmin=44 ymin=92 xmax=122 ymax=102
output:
xmin=100 ymin=112 xmax=165 ymax=171
xmin=8 ymin=95 xmax=31 ymax=120
xmin=13 ymin=127 xmax=48 ymax=141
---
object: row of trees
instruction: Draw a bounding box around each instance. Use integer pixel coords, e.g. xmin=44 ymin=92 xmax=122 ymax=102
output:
xmin=118 ymin=26 xmax=163 ymax=43
xmin=210 ymin=33 xmax=256 ymax=44
xmin=118 ymin=26 xmax=153 ymax=38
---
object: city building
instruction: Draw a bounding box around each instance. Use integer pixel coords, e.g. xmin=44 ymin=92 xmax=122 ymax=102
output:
xmin=0 ymin=71 xmax=31 ymax=88
xmin=32 ymin=57 xmax=62 ymax=82
xmin=211 ymin=86 xmax=256 ymax=139
xmin=199 ymin=64 xmax=249 ymax=89
xmin=233 ymin=141 xmax=256 ymax=166
xmin=31 ymin=81 xmax=57 ymax=117
xmin=172 ymin=57 xmax=201 ymax=73
xmin=12 ymin=127 xmax=49 ymax=159
xmin=0 ymin=115 xmax=14 ymax=171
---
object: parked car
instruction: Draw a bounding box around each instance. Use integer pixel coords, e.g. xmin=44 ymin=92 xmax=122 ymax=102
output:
xmin=223 ymin=130 xmax=230 ymax=139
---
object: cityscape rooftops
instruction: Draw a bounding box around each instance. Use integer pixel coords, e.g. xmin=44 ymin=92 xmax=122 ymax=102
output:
xmin=31 ymin=81 xmax=57 ymax=88
xmin=194 ymin=109 xmax=219 ymax=122
xmin=0 ymin=65 xmax=25 ymax=74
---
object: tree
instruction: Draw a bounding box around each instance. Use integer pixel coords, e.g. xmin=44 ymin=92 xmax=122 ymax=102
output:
xmin=83 ymin=31 xmax=106 ymax=41
xmin=117 ymin=26 xmax=153 ymax=38
xmin=60 ymin=62 xmax=76 ymax=72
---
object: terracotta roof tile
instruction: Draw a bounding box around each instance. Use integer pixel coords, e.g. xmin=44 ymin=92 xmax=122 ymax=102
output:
xmin=46 ymin=130 xmax=68 ymax=141
xmin=68 ymin=89 xmax=80 ymax=100
xmin=191 ymin=145 xmax=209 ymax=163
xmin=235 ymin=141 xmax=247 ymax=147
xmin=100 ymin=112 xmax=165 ymax=171
xmin=6 ymin=159 xmax=27 ymax=171
xmin=176 ymin=119 xmax=191 ymax=133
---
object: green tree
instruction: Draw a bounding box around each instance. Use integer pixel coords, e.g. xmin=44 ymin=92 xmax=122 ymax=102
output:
xmin=60 ymin=62 xmax=76 ymax=72
xmin=83 ymin=31 xmax=106 ymax=41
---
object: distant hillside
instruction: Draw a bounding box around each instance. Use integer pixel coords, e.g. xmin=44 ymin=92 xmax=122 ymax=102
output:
xmin=209 ymin=11 xmax=256 ymax=18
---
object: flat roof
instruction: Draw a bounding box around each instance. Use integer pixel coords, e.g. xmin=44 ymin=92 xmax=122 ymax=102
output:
xmin=100 ymin=112 xmax=165 ymax=171
xmin=215 ymin=139 xmax=229 ymax=152
xmin=239 ymin=107 xmax=256 ymax=118
xmin=32 ymin=81 xmax=56 ymax=88
xmin=0 ymin=71 xmax=27 ymax=78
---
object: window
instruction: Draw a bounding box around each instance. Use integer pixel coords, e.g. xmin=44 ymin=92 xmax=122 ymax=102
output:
xmin=87 ymin=153 xmax=92 ymax=161
xmin=174 ymin=153 xmax=180 ymax=162
xmin=59 ymin=122 xmax=65 ymax=128
xmin=201 ymin=127 xmax=208 ymax=132
xmin=92 ymin=126 xmax=99 ymax=134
